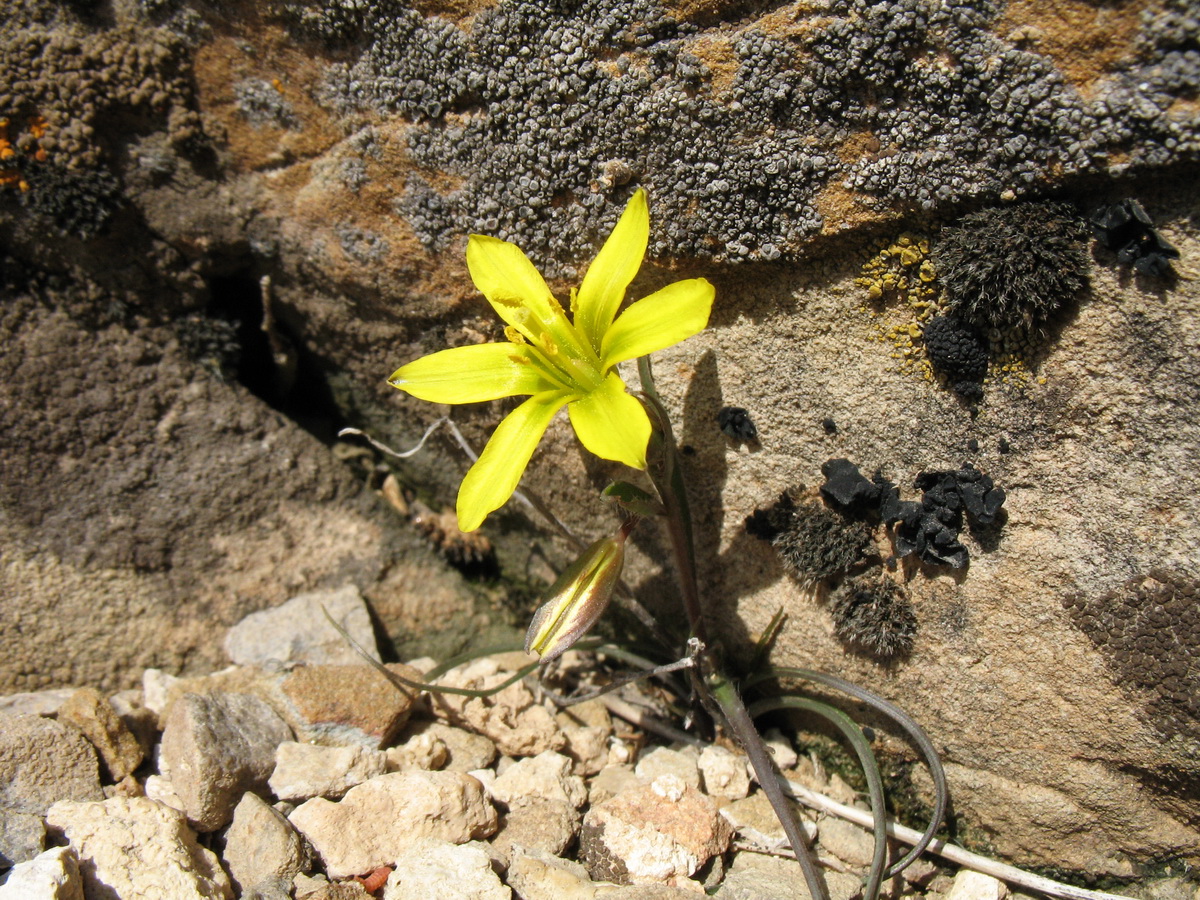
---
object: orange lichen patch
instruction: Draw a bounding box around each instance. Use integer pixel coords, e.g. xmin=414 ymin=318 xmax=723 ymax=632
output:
xmin=836 ymin=130 xmax=882 ymax=165
xmin=995 ymin=0 xmax=1150 ymax=93
xmin=684 ymin=33 xmax=740 ymax=98
xmin=408 ymin=0 xmax=497 ymax=23
xmin=28 ymin=115 xmax=48 ymax=140
xmin=190 ymin=28 xmax=342 ymax=173
xmin=813 ymin=181 xmax=882 ymax=234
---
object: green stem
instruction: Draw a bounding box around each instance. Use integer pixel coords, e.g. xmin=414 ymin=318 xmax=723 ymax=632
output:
xmin=636 ymin=356 xmax=706 ymax=645
xmin=709 ymin=673 xmax=830 ymax=900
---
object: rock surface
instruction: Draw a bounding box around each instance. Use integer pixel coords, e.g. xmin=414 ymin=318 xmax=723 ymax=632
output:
xmin=45 ymin=797 xmax=233 ymax=899
xmin=0 ymin=0 xmax=1197 ymax=875
xmin=580 ymin=776 xmax=733 ymax=886
xmin=382 ymin=839 xmax=510 ymax=900
xmin=0 ymin=846 xmax=84 ymax=900
xmin=490 ymin=750 xmax=589 ymax=810
xmin=269 ymin=741 xmax=388 ymax=802
xmin=57 ymin=687 xmax=145 ymax=782
xmin=0 ymin=806 xmax=46 ymax=867
xmin=222 ymin=792 xmax=311 ymax=896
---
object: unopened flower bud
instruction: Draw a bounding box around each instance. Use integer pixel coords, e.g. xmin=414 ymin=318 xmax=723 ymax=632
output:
xmin=525 ymin=522 xmax=632 ymax=663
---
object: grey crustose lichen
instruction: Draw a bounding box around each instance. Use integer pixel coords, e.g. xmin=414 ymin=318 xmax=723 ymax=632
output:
xmin=278 ymin=0 xmax=1200 ymax=270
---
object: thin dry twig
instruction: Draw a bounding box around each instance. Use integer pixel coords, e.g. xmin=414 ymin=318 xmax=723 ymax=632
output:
xmin=781 ymin=779 xmax=1136 ymax=900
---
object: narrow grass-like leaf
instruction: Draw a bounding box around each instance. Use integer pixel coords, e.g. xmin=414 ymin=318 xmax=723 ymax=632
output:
xmin=749 ymin=695 xmax=889 ymax=900
xmin=744 ymin=666 xmax=948 ymax=878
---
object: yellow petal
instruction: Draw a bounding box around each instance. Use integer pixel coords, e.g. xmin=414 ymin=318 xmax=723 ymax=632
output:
xmin=456 ymin=390 xmax=572 ymax=531
xmin=601 ymin=278 xmax=714 ymax=369
xmin=574 ymin=189 xmax=649 ymax=353
xmin=466 ymin=234 xmax=561 ymax=333
xmin=567 ymin=371 xmax=650 ymax=469
xmin=388 ymin=343 xmax=557 ymax=404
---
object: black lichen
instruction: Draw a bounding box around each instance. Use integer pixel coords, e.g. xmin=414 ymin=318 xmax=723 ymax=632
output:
xmin=1065 ymin=569 xmax=1200 ymax=740
xmin=746 ymin=489 xmax=869 ymax=587
xmin=933 ymin=201 xmax=1090 ymax=338
xmin=821 ymin=458 xmax=1006 ymax=569
xmin=830 ymin=576 xmax=917 ymax=659
xmin=922 ymin=315 xmax=989 ymax=400
xmin=175 ymin=313 xmax=241 ymax=379
xmin=819 ymin=458 xmax=882 ymax=515
xmin=889 ymin=465 xmax=1007 ymax=569
xmin=717 ymin=406 xmax=758 ymax=443
xmin=19 ymin=164 xmax=121 ymax=239
xmin=1091 ymin=199 xmax=1180 ymax=278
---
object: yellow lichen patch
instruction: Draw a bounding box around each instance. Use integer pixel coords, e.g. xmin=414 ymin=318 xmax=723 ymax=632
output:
xmin=995 ymin=0 xmax=1149 ymax=95
xmin=856 ymin=232 xmax=943 ymax=378
xmin=986 ymin=353 xmax=1034 ymax=389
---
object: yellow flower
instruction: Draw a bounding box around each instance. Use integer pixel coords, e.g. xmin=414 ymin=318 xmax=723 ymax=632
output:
xmin=389 ymin=189 xmax=714 ymax=532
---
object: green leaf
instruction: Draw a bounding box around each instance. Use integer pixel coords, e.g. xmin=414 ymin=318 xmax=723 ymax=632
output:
xmin=602 ymin=481 xmax=665 ymax=518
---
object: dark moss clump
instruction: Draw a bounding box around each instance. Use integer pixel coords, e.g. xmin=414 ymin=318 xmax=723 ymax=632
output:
xmin=175 ymin=314 xmax=241 ymax=378
xmin=922 ymin=315 xmax=988 ymax=401
xmin=20 ymin=164 xmax=121 ymax=239
xmin=830 ymin=576 xmax=917 ymax=659
xmin=747 ymin=489 xmax=869 ymax=587
xmin=933 ymin=201 xmax=1090 ymax=338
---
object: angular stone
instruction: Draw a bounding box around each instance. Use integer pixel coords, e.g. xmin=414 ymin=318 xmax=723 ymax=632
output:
xmin=588 ymin=764 xmax=640 ymax=805
xmin=399 ymin=721 xmax=496 ymax=773
xmin=108 ymin=689 xmax=160 ymax=759
xmin=58 ymin=687 xmax=145 ymax=782
xmin=382 ymin=839 xmax=510 ymax=900
xmin=280 ymin=664 xmax=422 ymax=748
xmin=555 ymin=702 xmax=612 ymax=776
xmin=269 ymin=741 xmax=388 ymax=801
xmin=490 ymin=750 xmax=587 ymax=810
xmin=489 ymin=799 xmax=582 ymax=866
xmin=720 ymin=791 xmax=817 ymax=848
xmin=385 ymin=728 xmax=449 ymax=772
xmin=818 ymin=816 xmax=875 ymax=867
xmin=223 ymin=792 xmax=310 ymax=895
xmin=224 ymin=585 xmax=381 ymax=668
xmin=506 ymin=847 xmax=596 ymax=900
xmin=559 ymin=725 xmax=610 ymax=777
xmin=288 ymin=770 xmax=497 ymax=878
xmin=0 ymin=690 xmax=75 ymax=718
xmin=0 ymin=713 xmax=103 ymax=814
xmin=0 ymin=806 xmax=46 ymax=867
xmin=0 ymin=846 xmax=83 ymax=900
xmin=159 ymin=691 xmax=293 ymax=831
xmin=698 ymin=746 xmax=750 ymax=800
xmin=45 ymin=797 xmax=233 ymax=899
xmin=947 ymin=870 xmax=1009 ymax=900
xmin=580 ymin=776 xmax=733 ymax=885
xmin=635 ymin=747 xmax=701 ymax=791
xmin=714 ymin=852 xmax=861 ymax=900
xmin=430 ymin=659 xmax=563 ymax=757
